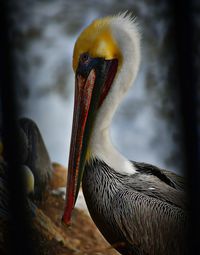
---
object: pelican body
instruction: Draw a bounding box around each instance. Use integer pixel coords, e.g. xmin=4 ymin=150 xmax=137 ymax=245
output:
xmin=63 ymin=13 xmax=188 ymax=255
xmin=0 ymin=118 xmax=52 ymax=217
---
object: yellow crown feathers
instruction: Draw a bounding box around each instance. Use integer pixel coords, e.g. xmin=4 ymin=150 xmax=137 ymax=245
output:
xmin=73 ymin=17 xmax=122 ymax=71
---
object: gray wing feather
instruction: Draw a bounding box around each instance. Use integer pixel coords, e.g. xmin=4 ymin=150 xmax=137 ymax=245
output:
xmin=161 ymin=169 xmax=186 ymax=191
xmin=113 ymin=189 xmax=187 ymax=255
xmin=132 ymin=161 xmax=186 ymax=191
xmin=131 ymin=161 xmax=188 ymax=210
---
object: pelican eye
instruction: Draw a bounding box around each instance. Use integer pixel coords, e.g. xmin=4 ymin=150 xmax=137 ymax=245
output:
xmin=80 ymin=53 xmax=89 ymax=63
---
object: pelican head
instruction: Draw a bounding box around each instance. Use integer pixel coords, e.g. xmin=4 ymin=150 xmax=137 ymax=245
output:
xmin=62 ymin=13 xmax=141 ymax=225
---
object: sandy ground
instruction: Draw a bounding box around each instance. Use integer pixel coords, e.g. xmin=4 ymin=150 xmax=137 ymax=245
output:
xmin=38 ymin=191 xmax=119 ymax=255
xmin=0 ymin=163 xmax=119 ymax=255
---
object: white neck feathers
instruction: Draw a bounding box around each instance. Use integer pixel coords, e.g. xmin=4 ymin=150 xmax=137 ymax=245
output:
xmin=90 ymin=13 xmax=141 ymax=175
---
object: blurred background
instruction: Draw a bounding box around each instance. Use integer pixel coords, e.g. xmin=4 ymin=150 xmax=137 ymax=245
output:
xmin=10 ymin=0 xmax=199 ymax=175
xmin=1 ymin=1 xmax=199 ymax=254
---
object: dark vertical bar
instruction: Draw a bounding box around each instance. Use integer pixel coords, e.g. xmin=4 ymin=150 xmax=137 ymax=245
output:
xmin=0 ymin=1 xmax=35 ymax=255
xmin=171 ymin=0 xmax=200 ymax=253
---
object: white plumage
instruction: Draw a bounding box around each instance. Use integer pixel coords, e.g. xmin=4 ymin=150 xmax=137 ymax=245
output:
xmin=90 ymin=13 xmax=141 ymax=174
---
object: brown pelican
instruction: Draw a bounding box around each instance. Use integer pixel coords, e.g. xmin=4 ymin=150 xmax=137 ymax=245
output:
xmin=0 ymin=118 xmax=52 ymax=217
xmin=62 ymin=13 xmax=188 ymax=255
xmin=18 ymin=118 xmax=52 ymax=199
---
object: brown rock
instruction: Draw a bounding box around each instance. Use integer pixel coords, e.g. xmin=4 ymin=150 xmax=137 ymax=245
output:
xmin=50 ymin=162 xmax=67 ymax=189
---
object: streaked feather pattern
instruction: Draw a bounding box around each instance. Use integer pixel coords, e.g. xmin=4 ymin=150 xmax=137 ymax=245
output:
xmin=83 ymin=158 xmax=188 ymax=255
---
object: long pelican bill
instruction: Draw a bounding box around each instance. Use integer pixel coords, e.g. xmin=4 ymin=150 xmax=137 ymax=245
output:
xmin=62 ymin=53 xmax=118 ymax=226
